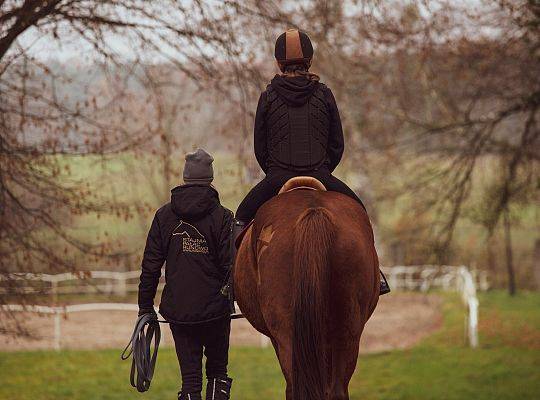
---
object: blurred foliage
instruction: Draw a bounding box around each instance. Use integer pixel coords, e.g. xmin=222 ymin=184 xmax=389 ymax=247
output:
xmin=1 ymin=0 xmax=538 ymax=322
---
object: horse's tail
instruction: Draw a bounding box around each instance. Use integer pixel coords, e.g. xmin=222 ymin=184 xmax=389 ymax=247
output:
xmin=292 ymin=207 xmax=335 ymax=400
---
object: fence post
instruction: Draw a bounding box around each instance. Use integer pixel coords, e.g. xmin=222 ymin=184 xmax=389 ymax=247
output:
xmin=468 ymin=297 xmax=479 ymax=348
xmin=115 ymin=257 xmax=130 ymax=296
xmin=53 ymin=310 xmax=61 ymax=351
xmin=51 ymin=280 xmax=58 ymax=304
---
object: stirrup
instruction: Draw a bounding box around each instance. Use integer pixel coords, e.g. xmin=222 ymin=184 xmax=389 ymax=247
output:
xmin=380 ymin=270 xmax=391 ymax=295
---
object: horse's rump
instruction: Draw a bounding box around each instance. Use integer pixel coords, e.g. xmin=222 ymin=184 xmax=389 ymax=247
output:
xmin=235 ymin=189 xmax=380 ymax=400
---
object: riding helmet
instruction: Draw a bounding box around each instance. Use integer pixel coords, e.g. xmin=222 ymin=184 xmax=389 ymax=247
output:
xmin=274 ymin=29 xmax=314 ymax=67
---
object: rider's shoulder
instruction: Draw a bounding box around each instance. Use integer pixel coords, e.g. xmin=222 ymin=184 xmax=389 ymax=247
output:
xmin=316 ymin=81 xmax=331 ymax=92
xmin=260 ymin=84 xmax=277 ymax=103
xmin=262 ymin=83 xmax=273 ymax=96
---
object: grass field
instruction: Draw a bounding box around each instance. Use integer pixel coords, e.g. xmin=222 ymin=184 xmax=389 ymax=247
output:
xmin=1 ymin=291 xmax=538 ymax=399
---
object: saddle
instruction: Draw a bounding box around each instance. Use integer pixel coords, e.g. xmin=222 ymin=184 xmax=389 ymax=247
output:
xmin=235 ymin=177 xmax=326 ymax=248
xmin=278 ymin=176 xmax=326 ymax=194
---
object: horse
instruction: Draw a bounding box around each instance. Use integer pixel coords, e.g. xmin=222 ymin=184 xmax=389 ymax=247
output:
xmin=234 ymin=177 xmax=380 ymax=400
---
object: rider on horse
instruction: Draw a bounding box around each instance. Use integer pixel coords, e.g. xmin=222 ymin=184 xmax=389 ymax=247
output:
xmin=235 ymin=29 xmax=390 ymax=295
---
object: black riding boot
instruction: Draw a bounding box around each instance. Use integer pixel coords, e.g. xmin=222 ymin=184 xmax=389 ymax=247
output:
xmin=178 ymin=391 xmax=202 ymax=400
xmin=231 ymin=220 xmax=246 ymax=256
xmin=220 ymin=220 xmax=246 ymax=314
xmin=205 ymin=377 xmax=233 ymax=400
xmin=380 ymin=270 xmax=391 ymax=295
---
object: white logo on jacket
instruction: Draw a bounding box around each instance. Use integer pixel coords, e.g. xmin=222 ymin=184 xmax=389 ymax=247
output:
xmin=172 ymin=221 xmax=209 ymax=254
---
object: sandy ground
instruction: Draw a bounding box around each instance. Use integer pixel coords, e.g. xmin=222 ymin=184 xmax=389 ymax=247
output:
xmin=1 ymin=293 xmax=442 ymax=352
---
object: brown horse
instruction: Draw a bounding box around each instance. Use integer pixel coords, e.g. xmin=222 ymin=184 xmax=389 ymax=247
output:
xmin=234 ymin=177 xmax=380 ymax=400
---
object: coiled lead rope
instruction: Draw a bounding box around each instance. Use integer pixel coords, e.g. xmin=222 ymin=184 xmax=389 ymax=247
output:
xmin=121 ymin=313 xmax=165 ymax=392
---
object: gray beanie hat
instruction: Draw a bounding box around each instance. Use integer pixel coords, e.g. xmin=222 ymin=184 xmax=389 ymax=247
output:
xmin=183 ymin=148 xmax=214 ymax=184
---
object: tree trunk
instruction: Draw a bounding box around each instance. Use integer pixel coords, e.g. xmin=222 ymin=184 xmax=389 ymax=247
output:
xmin=486 ymin=234 xmax=498 ymax=286
xmin=503 ymin=207 xmax=516 ymax=296
xmin=534 ymin=239 xmax=540 ymax=291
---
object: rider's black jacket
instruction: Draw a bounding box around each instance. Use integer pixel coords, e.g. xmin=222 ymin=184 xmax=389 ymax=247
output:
xmin=138 ymin=184 xmax=233 ymax=324
xmin=254 ymin=74 xmax=344 ymax=173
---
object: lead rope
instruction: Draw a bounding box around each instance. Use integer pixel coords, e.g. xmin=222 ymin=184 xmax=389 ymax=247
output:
xmin=121 ymin=312 xmax=167 ymax=392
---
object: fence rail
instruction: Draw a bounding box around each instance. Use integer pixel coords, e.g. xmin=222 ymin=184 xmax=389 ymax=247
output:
xmin=2 ymin=265 xmax=480 ymax=349
xmin=1 ymin=302 xmax=266 ymax=350
xmin=1 ymin=266 xmax=489 ymax=295
xmin=2 ymin=303 xmax=140 ymax=351
xmin=0 ymin=270 xmax=143 ymax=296
xmin=384 ymin=265 xmax=479 ymax=347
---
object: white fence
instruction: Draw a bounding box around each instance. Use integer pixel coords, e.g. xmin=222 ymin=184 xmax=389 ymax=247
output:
xmin=384 ymin=265 xmax=479 ymax=347
xmin=2 ymin=265 xmax=481 ymax=349
xmin=2 ymin=303 xmax=138 ymax=351
xmin=1 ymin=266 xmax=489 ymax=296
xmin=0 ymin=270 xmax=144 ymax=295
xmin=1 ymin=302 xmax=267 ymax=351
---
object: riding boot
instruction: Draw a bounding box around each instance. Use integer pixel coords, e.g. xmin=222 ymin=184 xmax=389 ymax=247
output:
xmin=380 ymin=270 xmax=391 ymax=295
xmin=178 ymin=391 xmax=202 ymax=400
xmin=220 ymin=220 xmax=246 ymax=314
xmin=231 ymin=220 xmax=246 ymax=259
xmin=205 ymin=377 xmax=233 ymax=400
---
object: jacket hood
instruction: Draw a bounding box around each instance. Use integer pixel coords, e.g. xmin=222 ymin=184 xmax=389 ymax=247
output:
xmin=270 ymin=74 xmax=318 ymax=106
xmin=170 ymin=184 xmax=219 ymax=220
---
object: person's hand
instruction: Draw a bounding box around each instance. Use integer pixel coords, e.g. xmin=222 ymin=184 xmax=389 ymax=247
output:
xmin=138 ymin=307 xmax=157 ymax=318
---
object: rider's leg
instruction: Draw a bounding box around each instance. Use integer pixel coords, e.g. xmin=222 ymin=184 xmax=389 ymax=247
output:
xmin=231 ymin=169 xmax=296 ymax=312
xmin=235 ymin=169 xmax=294 ymax=223
xmin=235 ymin=176 xmax=275 ymax=223
xmin=311 ymin=170 xmax=390 ymax=295
xmin=310 ymin=170 xmax=367 ymax=210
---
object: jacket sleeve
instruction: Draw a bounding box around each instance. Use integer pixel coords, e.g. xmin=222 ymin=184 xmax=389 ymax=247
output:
xmin=217 ymin=209 xmax=234 ymax=275
xmin=254 ymin=92 xmax=269 ymax=173
xmin=325 ymin=88 xmax=345 ymax=172
xmin=138 ymin=213 xmax=165 ymax=311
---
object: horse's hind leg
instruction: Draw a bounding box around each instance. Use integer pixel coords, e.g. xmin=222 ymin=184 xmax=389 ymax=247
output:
xmin=328 ymin=336 xmax=361 ymax=400
xmin=270 ymin=336 xmax=293 ymax=400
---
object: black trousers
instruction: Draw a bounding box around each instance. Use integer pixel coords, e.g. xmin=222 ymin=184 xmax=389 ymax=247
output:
xmin=170 ymin=317 xmax=231 ymax=394
xmin=236 ymin=167 xmax=365 ymax=222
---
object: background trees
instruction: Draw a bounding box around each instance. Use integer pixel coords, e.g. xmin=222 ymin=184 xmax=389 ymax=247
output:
xmin=1 ymin=0 xmax=537 ymax=336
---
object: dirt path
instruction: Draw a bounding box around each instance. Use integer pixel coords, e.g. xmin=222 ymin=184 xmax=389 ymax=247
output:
xmin=1 ymin=293 xmax=442 ymax=352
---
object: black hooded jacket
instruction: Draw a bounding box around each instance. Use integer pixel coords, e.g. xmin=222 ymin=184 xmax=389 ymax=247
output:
xmin=254 ymin=74 xmax=344 ymax=173
xmin=138 ymin=184 xmax=233 ymax=324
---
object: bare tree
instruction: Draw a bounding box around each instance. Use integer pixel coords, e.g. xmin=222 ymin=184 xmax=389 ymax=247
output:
xmin=2 ymin=0 xmax=537 ymax=337
xmin=0 ymin=0 xmax=272 ymax=334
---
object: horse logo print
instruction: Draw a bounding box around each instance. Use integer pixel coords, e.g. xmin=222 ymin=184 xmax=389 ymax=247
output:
xmin=172 ymin=220 xmax=209 ymax=254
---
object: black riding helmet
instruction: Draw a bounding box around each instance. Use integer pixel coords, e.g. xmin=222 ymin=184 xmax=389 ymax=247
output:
xmin=274 ymin=29 xmax=313 ymax=71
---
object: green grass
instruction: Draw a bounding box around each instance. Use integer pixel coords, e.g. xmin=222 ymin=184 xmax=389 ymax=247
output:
xmin=1 ymin=291 xmax=539 ymax=399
